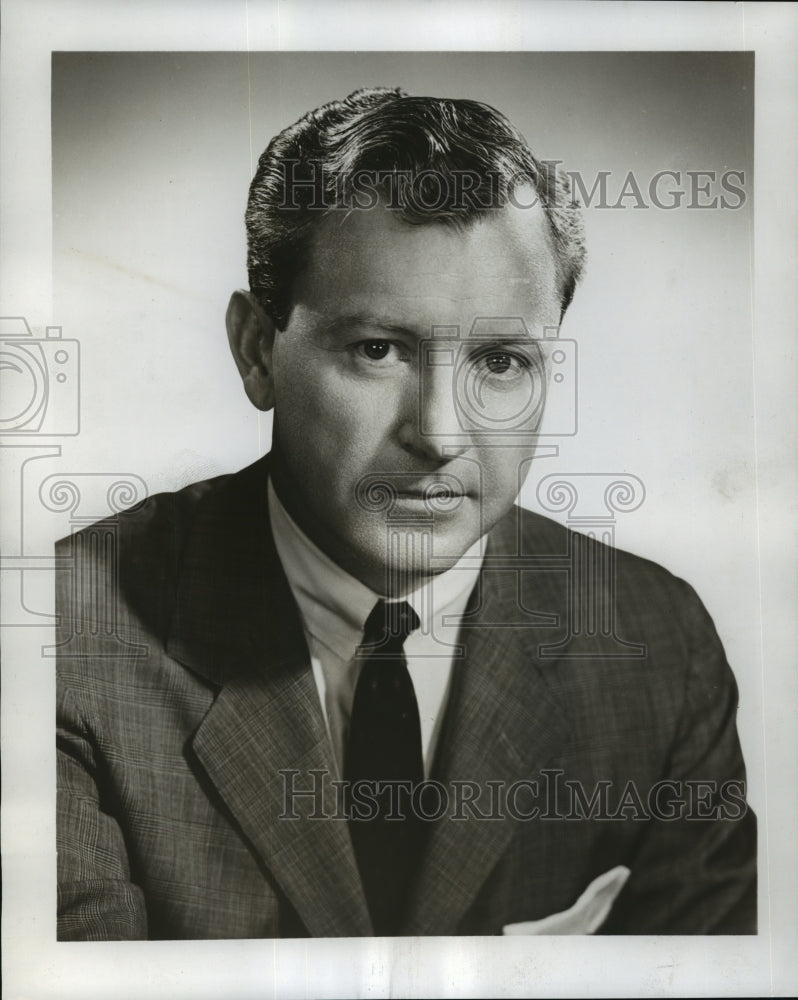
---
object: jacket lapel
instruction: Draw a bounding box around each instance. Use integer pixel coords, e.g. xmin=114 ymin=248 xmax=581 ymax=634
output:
xmin=165 ymin=458 xmax=372 ymax=937
xmin=403 ymin=510 xmax=572 ymax=935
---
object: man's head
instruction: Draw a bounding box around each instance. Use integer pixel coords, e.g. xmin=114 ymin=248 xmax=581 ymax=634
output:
xmin=227 ymin=87 xmax=586 ymax=593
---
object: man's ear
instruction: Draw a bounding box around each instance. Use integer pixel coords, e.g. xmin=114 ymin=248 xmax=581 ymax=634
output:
xmin=225 ymin=290 xmax=277 ymax=411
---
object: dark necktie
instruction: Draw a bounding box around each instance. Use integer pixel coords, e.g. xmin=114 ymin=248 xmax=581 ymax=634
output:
xmin=345 ymin=599 xmax=424 ymax=935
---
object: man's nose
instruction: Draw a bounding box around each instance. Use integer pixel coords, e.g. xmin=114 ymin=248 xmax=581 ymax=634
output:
xmin=396 ymin=362 xmax=470 ymax=462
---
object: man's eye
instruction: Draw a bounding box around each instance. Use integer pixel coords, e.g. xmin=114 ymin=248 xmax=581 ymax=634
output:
xmin=362 ymin=341 xmax=391 ymax=360
xmin=484 ymin=352 xmax=514 ymax=374
xmin=475 ymin=350 xmax=528 ymax=376
xmin=354 ymin=340 xmax=403 ymax=363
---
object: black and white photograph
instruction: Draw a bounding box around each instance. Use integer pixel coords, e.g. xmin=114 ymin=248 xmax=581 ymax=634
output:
xmin=1 ymin=2 xmax=796 ymax=997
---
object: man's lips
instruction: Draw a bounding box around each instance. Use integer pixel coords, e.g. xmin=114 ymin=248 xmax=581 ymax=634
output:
xmin=390 ymin=484 xmax=470 ymax=498
xmin=387 ymin=486 xmax=472 ymax=509
xmin=394 ymin=488 xmax=465 ymax=495
xmin=355 ymin=474 xmax=473 ymax=512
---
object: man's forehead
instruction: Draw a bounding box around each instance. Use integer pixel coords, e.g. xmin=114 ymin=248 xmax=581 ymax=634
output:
xmin=307 ymin=192 xmax=554 ymax=263
xmin=294 ymin=194 xmax=561 ymax=325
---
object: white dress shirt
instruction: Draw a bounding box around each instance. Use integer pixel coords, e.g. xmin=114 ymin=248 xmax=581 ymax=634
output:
xmin=268 ymin=479 xmax=485 ymax=778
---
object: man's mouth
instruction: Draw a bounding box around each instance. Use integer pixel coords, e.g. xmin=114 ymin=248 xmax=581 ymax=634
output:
xmin=390 ymin=484 xmax=470 ymax=510
xmin=393 ymin=484 xmax=467 ymax=499
xmin=395 ymin=489 xmax=461 ymax=496
xmin=355 ymin=474 xmax=471 ymax=513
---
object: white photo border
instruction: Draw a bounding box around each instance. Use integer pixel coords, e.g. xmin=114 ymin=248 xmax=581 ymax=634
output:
xmin=2 ymin=2 xmax=797 ymax=998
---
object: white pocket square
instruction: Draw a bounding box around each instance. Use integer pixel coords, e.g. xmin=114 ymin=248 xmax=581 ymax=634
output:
xmin=502 ymin=865 xmax=631 ymax=935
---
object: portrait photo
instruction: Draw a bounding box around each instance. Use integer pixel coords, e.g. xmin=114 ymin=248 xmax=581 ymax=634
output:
xmin=2 ymin=3 xmax=796 ymax=998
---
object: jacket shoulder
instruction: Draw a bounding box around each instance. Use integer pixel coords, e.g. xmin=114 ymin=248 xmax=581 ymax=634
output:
xmin=55 ymin=467 xmax=243 ymax=639
xmin=513 ymin=502 xmax=715 ymax=645
xmin=57 ymin=469 xmax=232 ymax=559
xmin=515 ymin=502 xmax=691 ymax=588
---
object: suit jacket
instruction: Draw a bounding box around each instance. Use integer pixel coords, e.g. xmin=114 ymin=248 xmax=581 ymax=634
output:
xmin=56 ymin=455 xmax=756 ymax=939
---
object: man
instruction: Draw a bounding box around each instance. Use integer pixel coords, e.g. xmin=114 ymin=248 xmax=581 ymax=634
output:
xmin=56 ymin=87 xmax=756 ymax=939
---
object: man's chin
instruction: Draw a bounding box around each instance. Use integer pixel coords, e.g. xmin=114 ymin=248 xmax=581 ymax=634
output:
xmin=350 ymin=522 xmax=484 ymax=596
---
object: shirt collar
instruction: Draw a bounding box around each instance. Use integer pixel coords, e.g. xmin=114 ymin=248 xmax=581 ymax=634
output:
xmin=268 ymin=478 xmax=485 ymax=661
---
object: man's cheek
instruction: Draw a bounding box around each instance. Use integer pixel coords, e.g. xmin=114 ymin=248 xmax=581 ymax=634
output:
xmin=478 ymin=460 xmax=526 ymax=517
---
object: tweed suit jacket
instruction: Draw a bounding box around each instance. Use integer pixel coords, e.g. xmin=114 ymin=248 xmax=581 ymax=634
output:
xmin=56 ymin=455 xmax=756 ymax=939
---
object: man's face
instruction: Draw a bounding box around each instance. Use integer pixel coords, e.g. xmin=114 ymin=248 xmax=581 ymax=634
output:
xmin=266 ymin=197 xmax=562 ymax=594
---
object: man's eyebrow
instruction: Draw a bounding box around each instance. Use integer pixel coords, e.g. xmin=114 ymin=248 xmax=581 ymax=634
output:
xmin=321 ymin=314 xmax=421 ymax=338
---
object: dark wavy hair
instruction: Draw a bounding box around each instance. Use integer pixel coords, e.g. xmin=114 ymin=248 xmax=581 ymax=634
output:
xmin=246 ymin=87 xmax=585 ymax=328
